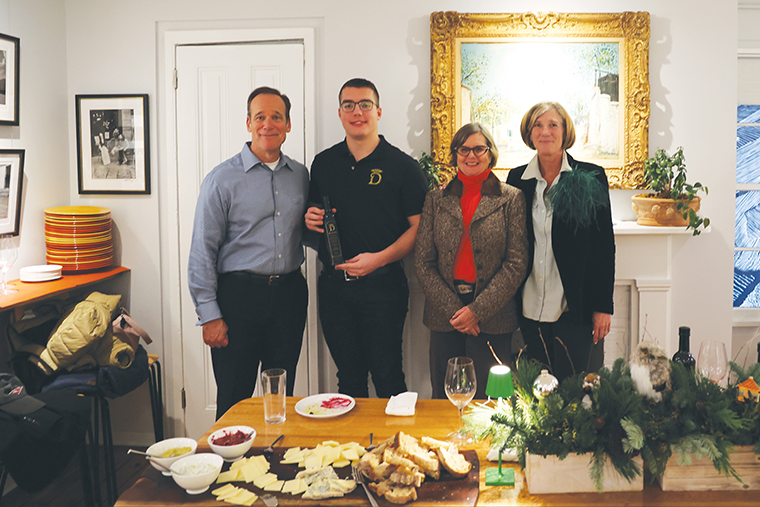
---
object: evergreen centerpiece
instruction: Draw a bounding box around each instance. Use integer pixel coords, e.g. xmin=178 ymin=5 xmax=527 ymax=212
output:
xmin=464 ymin=355 xmax=760 ymax=493
xmin=632 ymin=147 xmax=710 ymax=235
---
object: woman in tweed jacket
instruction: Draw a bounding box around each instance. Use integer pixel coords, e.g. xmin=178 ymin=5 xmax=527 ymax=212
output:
xmin=415 ymin=123 xmax=528 ymax=399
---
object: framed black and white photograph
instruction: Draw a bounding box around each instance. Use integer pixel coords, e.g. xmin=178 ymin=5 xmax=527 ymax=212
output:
xmin=0 ymin=33 xmax=20 ymax=126
xmin=0 ymin=150 xmax=24 ymax=235
xmin=75 ymin=94 xmax=150 ymax=194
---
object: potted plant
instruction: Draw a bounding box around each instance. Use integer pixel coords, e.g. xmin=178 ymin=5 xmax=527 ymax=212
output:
xmin=631 ymin=147 xmax=710 ymax=235
xmin=418 ymin=151 xmax=455 ymax=190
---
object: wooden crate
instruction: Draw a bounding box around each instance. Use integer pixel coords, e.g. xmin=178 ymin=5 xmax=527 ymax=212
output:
xmin=525 ymin=453 xmax=644 ymax=494
xmin=657 ymin=445 xmax=760 ymax=491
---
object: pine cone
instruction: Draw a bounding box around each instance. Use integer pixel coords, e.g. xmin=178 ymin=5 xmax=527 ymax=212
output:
xmin=695 ymin=400 xmax=707 ymax=415
xmin=593 ymin=417 xmax=606 ymax=430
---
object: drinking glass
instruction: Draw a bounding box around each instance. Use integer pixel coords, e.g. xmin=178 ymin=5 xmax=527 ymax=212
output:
xmin=0 ymin=234 xmax=18 ymax=296
xmin=697 ymin=341 xmax=728 ymax=385
xmin=444 ymin=356 xmax=476 ymax=445
xmin=261 ymin=368 xmax=287 ymax=424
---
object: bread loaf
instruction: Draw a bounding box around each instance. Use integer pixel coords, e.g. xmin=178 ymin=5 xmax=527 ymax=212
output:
xmin=368 ymin=479 xmax=418 ymax=505
xmin=359 ymin=431 xmax=471 ymax=505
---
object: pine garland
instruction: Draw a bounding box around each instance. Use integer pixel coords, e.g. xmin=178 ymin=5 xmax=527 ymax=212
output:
xmin=463 ymin=356 xmax=760 ymax=491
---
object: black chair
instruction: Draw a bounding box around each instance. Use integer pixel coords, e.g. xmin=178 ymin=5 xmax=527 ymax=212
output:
xmin=0 ymin=390 xmax=98 ymax=506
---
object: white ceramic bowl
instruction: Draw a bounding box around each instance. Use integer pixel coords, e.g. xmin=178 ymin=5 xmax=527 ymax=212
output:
xmin=207 ymin=425 xmax=256 ymax=461
xmin=146 ymin=437 xmax=198 ymax=476
xmin=170 ymin=453 xmax=223 ymax=494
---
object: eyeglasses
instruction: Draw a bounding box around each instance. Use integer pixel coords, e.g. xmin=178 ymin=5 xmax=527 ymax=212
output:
xmin=340 ymin=100 xmax=377 ymax=112
xmin=456 ymin=145 xmax=489 ymax=157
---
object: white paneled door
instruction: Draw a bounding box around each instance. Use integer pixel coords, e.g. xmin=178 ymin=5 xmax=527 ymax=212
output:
xmin=175 ymin=41 xmax=306 ymax=438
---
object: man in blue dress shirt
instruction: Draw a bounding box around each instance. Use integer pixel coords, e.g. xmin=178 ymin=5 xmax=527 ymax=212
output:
xmin=188 ymin=87 xmax=309 ymax=419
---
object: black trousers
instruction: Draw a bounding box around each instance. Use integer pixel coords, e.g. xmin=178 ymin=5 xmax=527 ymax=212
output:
xmin=519 ymin=313 xmax=604 ymax=382
xmin=212 ymin=271 xmax=307 ymax=419
xmin=317 ymin=267 xmax=409 ymax=398
xmin=429 ymin=329 xmax=513 ymax=400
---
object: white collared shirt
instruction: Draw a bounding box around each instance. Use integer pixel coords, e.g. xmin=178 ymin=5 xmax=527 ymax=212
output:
xmin=521 ymin=152 xmax=573 ymax=322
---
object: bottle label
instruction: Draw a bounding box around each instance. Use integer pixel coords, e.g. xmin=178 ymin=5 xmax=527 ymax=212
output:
xmin=325 ymin=221 xmax=343 ymax=265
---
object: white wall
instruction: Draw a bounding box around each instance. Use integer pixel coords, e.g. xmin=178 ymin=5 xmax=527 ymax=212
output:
xmin=0 ymin=0 xmax=738 ymax=443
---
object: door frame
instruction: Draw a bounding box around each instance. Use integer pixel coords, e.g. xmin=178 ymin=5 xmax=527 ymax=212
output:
xmin=158 ymin=24 xmax=318 ymax=437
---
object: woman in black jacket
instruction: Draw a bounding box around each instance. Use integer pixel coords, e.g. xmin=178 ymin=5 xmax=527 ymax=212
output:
xmin=506 ymin=102 xmax=615 ymax=382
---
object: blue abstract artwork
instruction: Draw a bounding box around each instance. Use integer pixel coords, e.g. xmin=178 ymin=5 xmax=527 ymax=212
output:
xmin=735 ymin=106 xmax=760 ymax=307
xmin=738 ymin=105 xmax=760 ymax=123
xmin=734 ymin=251 xmax=760 ymax=307
xmin=737 ymin=126 xmax=760 ymax=184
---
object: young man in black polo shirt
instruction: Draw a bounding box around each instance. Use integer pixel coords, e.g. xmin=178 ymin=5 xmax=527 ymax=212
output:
xmin=305 ymin=78 xmax=428 ymax=398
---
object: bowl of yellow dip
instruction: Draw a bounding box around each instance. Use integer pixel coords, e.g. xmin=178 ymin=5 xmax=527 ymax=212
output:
xmin=146 ymin=437 xmax=198 ymax=475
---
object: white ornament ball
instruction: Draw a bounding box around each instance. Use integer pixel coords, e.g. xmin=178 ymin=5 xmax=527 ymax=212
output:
xmin=533 ymin=369 xmax=559 ymax=399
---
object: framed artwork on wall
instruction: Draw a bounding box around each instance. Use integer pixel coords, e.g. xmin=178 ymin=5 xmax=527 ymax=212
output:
xmin=75 ymin=94 xmax=150 ymax=194
xmin=0 ymin=149 xmax=24 ymax=235
xmin=430 ymin=11 xmax=651 ymax=189
xmin=0 ymin=33 xmax=20 ymax=126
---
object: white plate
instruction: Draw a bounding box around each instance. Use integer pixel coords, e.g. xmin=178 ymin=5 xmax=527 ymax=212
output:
xmin=20 ymin=265 xmax=62 ymax=282
xmin=295 ymin=394 xmax=355 ymax=418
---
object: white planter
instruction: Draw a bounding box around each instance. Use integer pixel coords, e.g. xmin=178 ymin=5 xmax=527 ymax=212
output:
xmin=525 ymin=452 xmax=644 ymax=494
xmin=657 ymin=446 xmax=760 ymax=491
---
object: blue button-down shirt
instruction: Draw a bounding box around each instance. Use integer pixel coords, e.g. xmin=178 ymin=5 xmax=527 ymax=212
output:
xmin=188 ymin=142 xmax=309 ymax=325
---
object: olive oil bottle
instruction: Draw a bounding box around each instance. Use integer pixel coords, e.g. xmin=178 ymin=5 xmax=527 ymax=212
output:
xmin=322 ymin=196 xmax=344 ymax=265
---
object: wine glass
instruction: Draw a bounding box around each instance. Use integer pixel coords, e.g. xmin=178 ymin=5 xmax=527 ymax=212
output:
xmin=697 ymin=341 xmax=728 ymax=386
xmin=0 ymin=234 xmax=17 ymax=296
xmin=444 ymin=356 xmax=476 ymax=445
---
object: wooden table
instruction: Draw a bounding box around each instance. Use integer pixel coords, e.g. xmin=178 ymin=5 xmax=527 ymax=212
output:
xmin=115 ymin=397 xmax=760 ymax=506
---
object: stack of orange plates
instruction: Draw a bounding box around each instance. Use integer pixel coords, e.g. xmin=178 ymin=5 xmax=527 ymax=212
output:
xmin=44 ymin=206 xmax=113 ymax=272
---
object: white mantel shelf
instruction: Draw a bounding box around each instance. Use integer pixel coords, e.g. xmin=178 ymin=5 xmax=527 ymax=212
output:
xmin=614 ymin=221 xmax=711 ymax=235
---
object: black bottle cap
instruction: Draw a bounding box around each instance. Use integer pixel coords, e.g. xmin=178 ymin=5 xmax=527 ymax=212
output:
xmin=678 ymin=326 xmax=690 ymax=336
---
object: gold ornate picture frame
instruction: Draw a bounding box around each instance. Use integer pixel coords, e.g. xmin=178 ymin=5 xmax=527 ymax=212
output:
xmin=430 ymin=11 xmax=650 ymax=189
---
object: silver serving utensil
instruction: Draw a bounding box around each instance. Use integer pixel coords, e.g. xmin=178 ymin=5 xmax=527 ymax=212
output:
xmin=366 ymin=433 xmax=376 ymax=451
xmin=127 ymin=449 xmax=155 ymax=457
xmin=261 ymin=494 xmax=279 ymax=507
xmin=146 ymin=458 xmax=172 ymax=473
xmin=352 ymin=463 xmax=378 ymax=507
xmin=262 ymin=434 xmax=284 ymax=458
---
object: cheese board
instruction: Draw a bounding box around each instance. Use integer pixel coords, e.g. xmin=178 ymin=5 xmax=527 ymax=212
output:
xmin=120 ymin=446 xmax=479 ymax=506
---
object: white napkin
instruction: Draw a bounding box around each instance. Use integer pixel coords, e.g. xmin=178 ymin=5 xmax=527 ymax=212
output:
xmin=486 ymin=446 xmax=519 ymax=462
xmin=385 ymin=391 xmax=418 ymax=416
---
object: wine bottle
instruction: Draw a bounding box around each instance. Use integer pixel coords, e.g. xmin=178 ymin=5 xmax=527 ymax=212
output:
xmin=672 ymin=326 xmax=696 ymax=370
xmin=322 ymin=196 xmax=344 ymax=265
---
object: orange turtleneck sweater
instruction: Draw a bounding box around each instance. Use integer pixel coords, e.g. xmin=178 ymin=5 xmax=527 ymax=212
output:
xmin=453 ymin=169 xmax=491 ymax=283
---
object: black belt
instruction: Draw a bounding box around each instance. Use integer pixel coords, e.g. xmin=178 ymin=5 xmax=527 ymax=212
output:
xmin=323 ymin=261 xmax=402 ymax=282
xmin=453 ymin=280 xmax=475 ymax=294
xmin=224 ymin=269 xmax=300 ymax=285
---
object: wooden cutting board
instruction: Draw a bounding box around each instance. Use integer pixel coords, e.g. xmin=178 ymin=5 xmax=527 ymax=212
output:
xmin=116 ymin=447 xmax=479 ymax=506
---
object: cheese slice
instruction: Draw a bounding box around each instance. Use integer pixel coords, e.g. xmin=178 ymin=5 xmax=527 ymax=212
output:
xmin=253 ymin=472 xmax=278 ymax=489
xmin=283 ymin=447 xmax=301 ymax=458
xmin=216 ymin=469 xmax=242 ymax=484
xmin=332 ymin=459 xmax=351 ymax=468
xmin=303 ymin=454 xmax=323 ymax=470
xmin=212 ymin=484 xmax=237 ymax=496
xmin=323 ymin=445 xmax=342 ymax=465
xmin=229 ymin=457 xmax=248 ymax=471
xmin=341 ymin=447 xmax=359 ymax=461
xmin=225 ymin=489 xmax=257 ymax=506
xmin=321 ymin=440 xmax=340 ymax=446
xmin=241 ymin=461 xmax=265 ymax=483
xmin=217 ymin=486 xmax=245 ymax=501
xmin=281 ymin=478 xmax=303 ymax=494
xmin=263 ymin=480 xmax=284 ymax=492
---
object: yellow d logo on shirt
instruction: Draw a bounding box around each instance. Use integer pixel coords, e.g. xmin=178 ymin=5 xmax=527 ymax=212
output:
xmin=369 ymin=169 xmax=383 ymax=185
